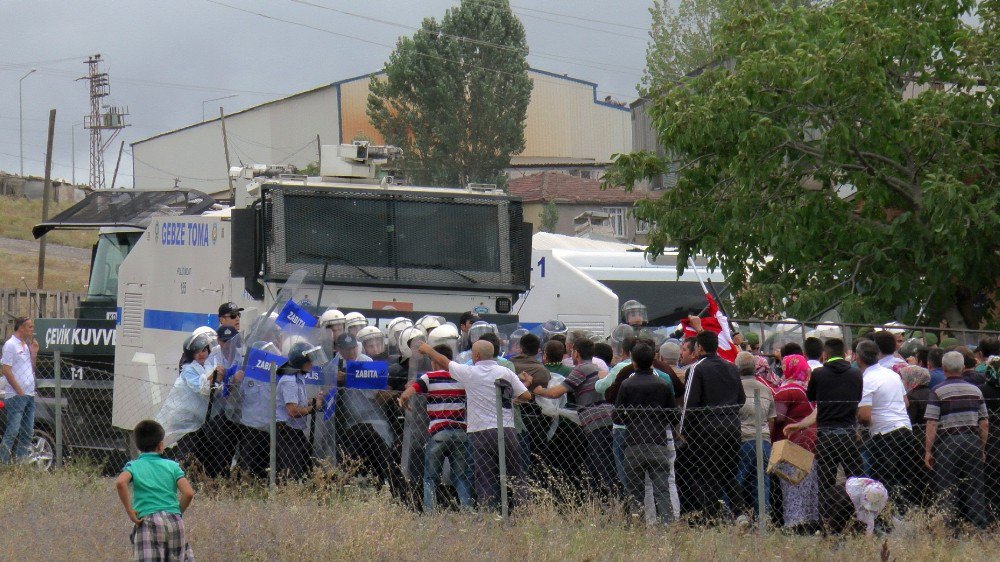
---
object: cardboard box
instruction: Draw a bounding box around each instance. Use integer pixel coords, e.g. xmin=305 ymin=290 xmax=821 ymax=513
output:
xmin=767 ymin=439 xmax=815 ymax=484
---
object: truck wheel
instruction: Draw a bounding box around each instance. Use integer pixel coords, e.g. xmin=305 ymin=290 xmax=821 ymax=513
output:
xmin=24 ymin=428 xmax=57 ymax=471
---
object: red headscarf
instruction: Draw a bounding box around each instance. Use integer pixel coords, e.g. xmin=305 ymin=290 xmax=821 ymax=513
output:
xmin=781 ymin=354 xmax=811 ymax=383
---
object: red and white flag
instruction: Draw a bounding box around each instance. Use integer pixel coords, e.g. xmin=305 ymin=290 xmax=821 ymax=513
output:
xmin=680 ymin=293 xmax=738 ymax=363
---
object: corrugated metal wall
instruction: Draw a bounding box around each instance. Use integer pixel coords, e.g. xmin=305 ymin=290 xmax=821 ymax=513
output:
xmin=132 ymin=70 xmax=631 ymax=192
xmin=131 ymin=87 xmax=340 ymax=193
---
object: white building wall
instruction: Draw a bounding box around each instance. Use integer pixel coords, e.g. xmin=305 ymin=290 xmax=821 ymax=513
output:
xmin=132 ymin=87 xmax=340 ymax=194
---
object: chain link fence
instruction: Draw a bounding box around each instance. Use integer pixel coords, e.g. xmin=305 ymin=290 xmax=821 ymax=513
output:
xmin=8 ymin=351 xmax=999 ymax=533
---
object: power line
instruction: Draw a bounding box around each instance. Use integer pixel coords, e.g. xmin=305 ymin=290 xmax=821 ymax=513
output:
xmin=203 ymin=0 xmax=639 ymax=100
xmin=286 ymin=0 xmax=645 ymax=75
xmin=0 ymin=64 xmax=289 ymax=97
xmin=509 ymin=2 xmax=651 ymax=32
xmin=469 ymin=0 xmax=650 ymax=40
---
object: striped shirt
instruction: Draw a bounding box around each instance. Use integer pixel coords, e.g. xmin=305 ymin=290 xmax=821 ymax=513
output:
xmin=413 ymin=370 xmax=466 ymax=435
xmin=562 ymin=361 xmax=613 ymax=432
xmin=925 ymin=377 xmax=987 ymax=432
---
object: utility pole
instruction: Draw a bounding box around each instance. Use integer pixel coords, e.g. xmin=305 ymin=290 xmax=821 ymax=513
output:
xmin=111 ymin=140 xmax=125 ymax=189
xmin=79 ymin=54 xmax=129 ymax=189
xmin=220 ymin=107 xmax=234 ymax=200
xmin=38 ymin=109 xmax=56 ymax=289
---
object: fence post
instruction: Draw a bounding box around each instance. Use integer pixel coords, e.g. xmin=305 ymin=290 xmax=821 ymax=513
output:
xmin=54 ymin=351 xmax=63 ymax=467
xmin=268 ymin=362 xmax=278 ymax=489
xmin=494 ymin=381 xmax=508 ymax=520
xmin=753 ymin=388 xmax=766 ymax=531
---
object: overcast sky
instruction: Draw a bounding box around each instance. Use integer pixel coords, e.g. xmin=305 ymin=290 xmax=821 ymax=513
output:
xmin=1 ymin=0 xmax=656 ymax=186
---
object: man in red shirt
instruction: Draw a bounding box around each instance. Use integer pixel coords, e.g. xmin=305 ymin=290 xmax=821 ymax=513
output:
xmin=398 ymin=344 xmax=472 ymax=512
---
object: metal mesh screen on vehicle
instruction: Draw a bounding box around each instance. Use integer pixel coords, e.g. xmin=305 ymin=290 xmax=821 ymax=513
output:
xmin=32 ymin=189 xmax=216 ymax=239
xmin=262 ymin=185 xmax=529 ymax=292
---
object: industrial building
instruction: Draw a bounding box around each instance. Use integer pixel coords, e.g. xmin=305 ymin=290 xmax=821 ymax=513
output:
xmin=130 ymin=69 xmax=632 ymax=195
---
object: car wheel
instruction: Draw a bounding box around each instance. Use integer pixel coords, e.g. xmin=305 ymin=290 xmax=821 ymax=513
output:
xmin=23 ymin=428 xmax=56 ymax=471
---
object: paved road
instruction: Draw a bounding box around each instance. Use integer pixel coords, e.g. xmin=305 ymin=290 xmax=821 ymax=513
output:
xmin=0 ymin=236 xmax=90 ymax=262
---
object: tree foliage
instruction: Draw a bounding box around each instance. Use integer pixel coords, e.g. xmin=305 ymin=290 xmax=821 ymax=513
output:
xmin=642 ymin=0 xmax=721 ymax=92
xmin=610 ymin=0 xmax=1000 ymax=326
xmin=540 ymin=200 xmax=559 ymax=233
xmin=367 ymin=0 xmax=532 ymax=187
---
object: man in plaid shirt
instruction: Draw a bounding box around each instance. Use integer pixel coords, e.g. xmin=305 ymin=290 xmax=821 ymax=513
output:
xmin=116 ymin=420 xmax=196 ymax=561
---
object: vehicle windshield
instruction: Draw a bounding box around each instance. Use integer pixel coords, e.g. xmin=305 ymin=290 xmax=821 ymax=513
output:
xmin=87 ymin=232 xmax=141 ymax=298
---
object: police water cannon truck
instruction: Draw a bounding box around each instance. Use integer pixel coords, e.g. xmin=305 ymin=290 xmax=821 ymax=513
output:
xmin=111 ymin=141 xmax=532 ymax=432
xmin=31 ymin=141 xmax=531 ymax=452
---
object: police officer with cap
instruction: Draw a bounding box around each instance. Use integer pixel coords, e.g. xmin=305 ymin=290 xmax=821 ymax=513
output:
xmin=219 ymin=302 xmax=243 ymax=331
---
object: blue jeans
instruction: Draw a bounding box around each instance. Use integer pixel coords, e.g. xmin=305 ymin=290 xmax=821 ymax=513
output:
xmin=423 ymin=428 xmax=473 ymax=512
xmin=1 ymin=395 xmax=35 ymax=464
xmin=612 ymin=426 xmax=627 ymax=488
xmin=734 ymin=439 xmax=771 ymax=516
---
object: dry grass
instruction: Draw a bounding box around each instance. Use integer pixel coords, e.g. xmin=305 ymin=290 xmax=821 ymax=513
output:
xmin=0 ymin=250 xmax=90 ymax=292
xmin=0 ymin=463 xmax=995 ymax=561
xmin=0 ymin=195 xmax=98 ymax=248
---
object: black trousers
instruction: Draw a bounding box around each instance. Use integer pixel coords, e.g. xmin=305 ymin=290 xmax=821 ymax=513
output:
xmin=276 ymin=423 xmax=313 ymax=481
xmin=235 ymin=425 xmax=270 ymax=480
xmin=935 ymin=433 xmax=988 ymax=528
xmin=815 ymin=429 xmax=863 ymax=532
xmin=200 ymin=415 xmax=241 ymax=478
xmin=868 ymin=427 xmax=923 ymax=512
xmin=687 ymin=421 xmax=740 ymax=521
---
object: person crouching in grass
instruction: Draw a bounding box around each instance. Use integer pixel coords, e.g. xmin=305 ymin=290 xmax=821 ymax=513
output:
xmin=116 ymin=420 xmax=196 ymax=561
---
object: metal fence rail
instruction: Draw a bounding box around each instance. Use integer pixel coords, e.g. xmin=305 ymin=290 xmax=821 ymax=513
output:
xmin=12 ymin=353 xmax=1000 ymax=534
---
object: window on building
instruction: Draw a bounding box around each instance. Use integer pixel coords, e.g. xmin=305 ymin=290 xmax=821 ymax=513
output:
xmin=603 ymin=207 xmax=626 ymax=237
xmin=636 ymin=219 xmax=651 ymax=234
xmin=580 ymin=170 xmax=592 ymax=180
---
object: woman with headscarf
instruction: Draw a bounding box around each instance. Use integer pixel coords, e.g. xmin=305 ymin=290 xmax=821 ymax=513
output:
xmin=754 ymin=354 xmax=782 ymax=391
xmin=900 ymin=365 xmax=932 ymax=436
xmin=979 ymin=357 xmax=1000 ymax=522
xmin=772 ymin=354 xmax=819 ymax=531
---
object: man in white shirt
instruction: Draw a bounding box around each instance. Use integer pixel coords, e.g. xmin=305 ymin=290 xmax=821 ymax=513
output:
xmin=874 ymin=330 xmax=907 ymax=372
xmin=418 ymin=339 xmax=530 ymax=511
xmin=856 ymin=340 xmax=920 ymax=512
xmin=1 ymin=317 xmax=39 ymax=464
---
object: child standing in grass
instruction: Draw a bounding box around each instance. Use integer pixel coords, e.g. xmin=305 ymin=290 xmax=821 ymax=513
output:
xmin=115 ymin=420 xmax=196 ymax=561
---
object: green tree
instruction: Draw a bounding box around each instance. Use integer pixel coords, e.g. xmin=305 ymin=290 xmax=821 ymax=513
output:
xmin=540 ymin=200 xmax=559 ymax=233
xmin=642 ymin=0 xmax=722 ymax=92
xmin=609 ymin=0 xmax=999 ymax=327
xmin=367 ymin=0 xmax=532 ymax=187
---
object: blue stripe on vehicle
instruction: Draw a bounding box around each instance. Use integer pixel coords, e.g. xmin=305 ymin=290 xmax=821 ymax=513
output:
xmin=116 ymin=307 xmax=122 ymax=325
xmin=143 ymin=309 xmax=219 ymax=332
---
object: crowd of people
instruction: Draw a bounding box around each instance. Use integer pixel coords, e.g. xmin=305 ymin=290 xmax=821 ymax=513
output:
xmin=127 ymin=301 xmax=1000 ymax=534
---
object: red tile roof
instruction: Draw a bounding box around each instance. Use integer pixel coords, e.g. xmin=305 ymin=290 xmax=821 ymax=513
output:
xmin=508 ymin=171 xmax=647 ymax=204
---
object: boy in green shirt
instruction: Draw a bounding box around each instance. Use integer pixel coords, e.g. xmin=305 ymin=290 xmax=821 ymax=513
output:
xmin=115 ymin=420 xmax=196 ymax=561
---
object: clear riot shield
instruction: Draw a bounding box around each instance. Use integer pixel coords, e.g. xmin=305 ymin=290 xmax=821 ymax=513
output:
xmin=401 ymin=332 xmax=430 ymax=483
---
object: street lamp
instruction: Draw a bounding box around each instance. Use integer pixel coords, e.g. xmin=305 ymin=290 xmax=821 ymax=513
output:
xmin=202 ymin=94 xmax=238 ymax=121
xmin=19 ymin=68 xmax=37 ymax=176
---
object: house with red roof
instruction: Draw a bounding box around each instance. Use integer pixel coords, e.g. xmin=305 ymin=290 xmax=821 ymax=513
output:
xmin=508 ymin=171 xmax=650 ymax=243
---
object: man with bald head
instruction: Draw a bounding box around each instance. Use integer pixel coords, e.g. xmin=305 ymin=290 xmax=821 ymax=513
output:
xmin=419 ymin=339 xmax=531 ymax=511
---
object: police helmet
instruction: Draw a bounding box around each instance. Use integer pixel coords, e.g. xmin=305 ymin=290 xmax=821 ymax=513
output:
xmin=415 ymin=315 xmax=445 ymax=333
xmin=541 ymin=320 xmax=568 ymax=342
xmin=357 ymin=326 xmax=388 ymax=356
xmin=398 ymin=326 xmax=427 ymax=359
xmin=183 ymin=332 xmax=213 ymax=353
xmin=288 ymin=341 xmax=320 ymax=370
xmin=344 ymin=312 xmax=368 ymax=330
xmin=319 ymin=309 xmax=346 ymax=328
